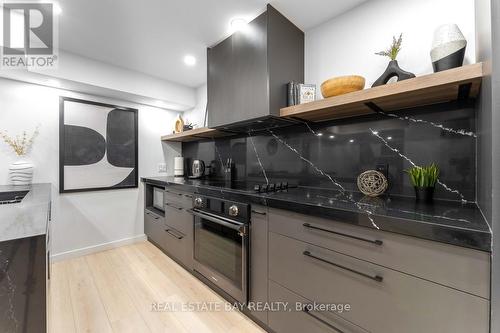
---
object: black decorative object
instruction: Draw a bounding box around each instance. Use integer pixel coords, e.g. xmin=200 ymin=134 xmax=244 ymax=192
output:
xmin=431 ymin=24 xmax=467 ymax=72
xmin=59 ymin=97 xmax=138 ymax=193
xmin=372 ymin=60 xmax=416 ymax=87
xmin=373 ymin=33 xmax=415 ymax=87
xmin=287 ymin=81 xmax=296 ymax=106
xmin=414 ymin=187 xmax=435 ymax=203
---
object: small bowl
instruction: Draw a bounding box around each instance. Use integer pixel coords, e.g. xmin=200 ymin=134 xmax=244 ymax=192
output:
xmin=320 ymin=75 xmax=366 ymax=98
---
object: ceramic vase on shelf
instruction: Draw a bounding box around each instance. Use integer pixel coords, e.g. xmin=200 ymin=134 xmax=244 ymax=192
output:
xmin=430 ymin=24 xmax=467 ymax=72
xmin=9 ymin=159 xmax=34 ymax=186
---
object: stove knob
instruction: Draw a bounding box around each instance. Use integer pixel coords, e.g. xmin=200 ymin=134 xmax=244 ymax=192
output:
xmin=228 ymin=204 xmax=239 ymax=217
xmin=194 ymin=197 xmax=203 ymax=208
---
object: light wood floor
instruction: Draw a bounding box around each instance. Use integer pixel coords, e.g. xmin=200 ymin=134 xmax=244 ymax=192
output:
xmin=49 ymin=241 xmax=266 ymax=333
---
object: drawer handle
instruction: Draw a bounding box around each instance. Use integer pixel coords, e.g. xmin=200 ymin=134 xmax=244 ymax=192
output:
xmin=302 ymin=307 xmax=345 ymax=333
xmin=303 ymin=223 xmax=383 ymax=246
xmin=146 ymin=210 xmax=160 ymax=220
xmin=165 ymin=229 xmax=184 ymax=239
xmin=165 ymin=190 xmax=182 ymax=196
xmin=251 ymin=209 xmax=267 ymax=216
xmin=303 ymin=250 xmax=383 ymax=283
xmin=184 ymin=194 xmax=193 ymax=198
xmin=165 ymin=202 xmax=183 ymax=211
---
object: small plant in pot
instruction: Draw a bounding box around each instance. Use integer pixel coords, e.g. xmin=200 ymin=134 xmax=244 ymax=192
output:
xmin=372 ymin=33 xmax=415 ymax=87
xmin=405 ymin=164 xmax=439 ymax=203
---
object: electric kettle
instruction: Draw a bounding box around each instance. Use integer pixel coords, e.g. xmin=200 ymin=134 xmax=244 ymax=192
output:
xmin=190 ymin=160 xmax=205 ymax=179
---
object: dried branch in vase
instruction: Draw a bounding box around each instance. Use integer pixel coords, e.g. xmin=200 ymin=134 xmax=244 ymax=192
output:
xmin=375 ymin=33 xmax=403 ymax=61
xmin=0 ymin=125 xmax=40 ymax=156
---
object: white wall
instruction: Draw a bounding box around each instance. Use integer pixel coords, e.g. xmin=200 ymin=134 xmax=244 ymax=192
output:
xmin=0 ymin=78 xmax=181 ymax=258
xmin=183 ymin=84 xmax=208 ymax=128
xmin=305 ymin=0 xmax=476 ymax=89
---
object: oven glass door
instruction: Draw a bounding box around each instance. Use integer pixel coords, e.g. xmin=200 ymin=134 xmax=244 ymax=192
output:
xmin=194 ymin=212 xmax=248 ymax=302
xmin=193 ymin=212 xmax=245 ymax=291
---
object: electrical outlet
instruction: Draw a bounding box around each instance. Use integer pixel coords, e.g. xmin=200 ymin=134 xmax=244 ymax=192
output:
xmin=158 ymin=163 xmax=167 ymax=173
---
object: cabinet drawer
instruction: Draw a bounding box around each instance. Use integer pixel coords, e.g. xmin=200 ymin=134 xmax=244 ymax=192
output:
xmin=269 ymin=280 xmax=369 ymax=333
xmin=165 ymin=188 xmax=193 ymax=209
xmin=165 ymin=205 xmax=193 ymax=235
xmin=164 ymin=224 xmax=193 ymax=270
xmin=144 ymin=210 xmax=165 ymax=247
xmin=268 ymin=208 xmax=489 ymax=298
xmin=249 ymin=205 xmax=269 ymax=324
xmin=269 ymin=232 xmax=489 ymax=333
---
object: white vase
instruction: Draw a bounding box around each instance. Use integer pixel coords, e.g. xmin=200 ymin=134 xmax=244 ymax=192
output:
xmin=430 ymin=24 xmax=467 ymax=72
xmin=9 ymin=159 xmax=34 ymax=186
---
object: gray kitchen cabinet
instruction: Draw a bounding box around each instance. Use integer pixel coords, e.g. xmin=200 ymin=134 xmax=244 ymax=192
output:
xmin=144 ymin=209 xmax=166 ymax=248
xmin=163 ymin=220 xmax=193 ymax=270
xmin=165 ymin=188 xmax=193 ymax=209
xmin=164 ymin=204 xmax=192 ymax=235
xmin=163 ymin=187 xmax=194 ymax=270
xmin=269 ymin=208 xmax=490 ymax=298
xmin=268 ymin=280 xmax=369 ymax=333
xmin=249 ymin=205 xmax=269 ymax=324
xmin=207 ymin=4 xmax=304 ymax=129
xmin=268 ymin=232 xmax=489 ymax=333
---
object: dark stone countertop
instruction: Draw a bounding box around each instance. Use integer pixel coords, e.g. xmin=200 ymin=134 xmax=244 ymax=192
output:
xmin=142 ymin=177 xmax=491 ymax=252
xmin=0 ymin=183 xmax=51 ymax=242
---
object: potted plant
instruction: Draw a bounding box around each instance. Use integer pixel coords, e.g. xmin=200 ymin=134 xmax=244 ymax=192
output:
xmin=372 ymin=33 xmax=415 ymax=87
xmin=0 ymin=126 xmax=39 ymax=186
xmin=405 ymin=164 xmax=439 ymax=203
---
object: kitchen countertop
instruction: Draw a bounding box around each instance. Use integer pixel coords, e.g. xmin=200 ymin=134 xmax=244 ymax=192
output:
xmin=142 ymin=176 xmax=491 ymax=252
xmin=0 ymin=183 xmax=51 ymax=242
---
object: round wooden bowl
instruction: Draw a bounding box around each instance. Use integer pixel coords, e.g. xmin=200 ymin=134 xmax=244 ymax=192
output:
xmin=320 ymin=75 xmax=366 ymax=98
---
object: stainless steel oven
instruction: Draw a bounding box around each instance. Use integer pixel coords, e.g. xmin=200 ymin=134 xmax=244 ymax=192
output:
xmin=192 ymin=195 xmax=249 ymax=304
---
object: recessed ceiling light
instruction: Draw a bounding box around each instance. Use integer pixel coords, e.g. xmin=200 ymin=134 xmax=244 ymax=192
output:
xmin=54 ymin=4 xmax=62 ymax=15
xmin=373 ymin=131 xmax=379 ymax=135
xmin=349 ymin=139 xmax=355 ymax=143
xmin=387 ymin=136 xmax=393 ymax=140
xmin=230 ymin=17 xmax=248 ymax=32
xmin=329 ymin=135 xmax=335 ymax=139
xmin=183 ymin=55 xmax=196 ymax=66
xmin=317 ymin=133 xmax=323 ymax=137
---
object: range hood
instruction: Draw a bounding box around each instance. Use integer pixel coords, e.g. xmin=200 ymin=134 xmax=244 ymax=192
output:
xmin=207 ymin=5 xmax=304 ymax=132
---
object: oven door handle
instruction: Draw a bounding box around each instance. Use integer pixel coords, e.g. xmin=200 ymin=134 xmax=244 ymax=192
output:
xmin=191 ymin=209 xmax=247 ymax=234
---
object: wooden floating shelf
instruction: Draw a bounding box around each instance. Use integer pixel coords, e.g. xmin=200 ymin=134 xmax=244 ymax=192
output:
xmin=161 ymin=127 xmax=231 ymax=142
xmin=280 ymin=63 xmax=484 ymax=122
xmin=162 ymin=64 xmax=484 ymax=142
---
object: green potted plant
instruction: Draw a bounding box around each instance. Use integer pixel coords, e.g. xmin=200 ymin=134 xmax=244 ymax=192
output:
xmin=405 ymin=164 xmax=439 ymax=202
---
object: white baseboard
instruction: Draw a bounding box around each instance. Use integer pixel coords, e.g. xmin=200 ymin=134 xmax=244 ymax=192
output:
xmin=51 ymin=234 xmax=147 ymax=262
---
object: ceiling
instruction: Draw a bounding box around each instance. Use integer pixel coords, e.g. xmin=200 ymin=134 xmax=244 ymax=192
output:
xmin=58 ymin=0 xmax=369 ymax=88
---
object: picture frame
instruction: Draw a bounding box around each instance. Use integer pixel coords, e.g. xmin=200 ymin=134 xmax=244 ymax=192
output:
xmin=59 ymin=97 xmax=138 ymax=193
xmin=297 ymin=83 xmax=316 ymax=104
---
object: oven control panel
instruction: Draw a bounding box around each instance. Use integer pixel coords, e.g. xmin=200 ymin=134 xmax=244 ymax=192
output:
xmin=192 ymin=195 xmax=249 ymax=222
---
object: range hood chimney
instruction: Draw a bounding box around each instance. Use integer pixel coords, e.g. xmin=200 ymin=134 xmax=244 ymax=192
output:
xmin=207 ymin=5 xmax=304 ymax=132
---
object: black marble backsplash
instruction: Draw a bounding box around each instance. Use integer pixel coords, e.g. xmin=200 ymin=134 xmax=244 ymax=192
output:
xmin=182 ymin=102 xmax=476 ymax=202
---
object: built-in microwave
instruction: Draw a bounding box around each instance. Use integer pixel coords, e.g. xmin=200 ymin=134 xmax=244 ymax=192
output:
xmin=152 ymin=187 xmax=165 ymax=212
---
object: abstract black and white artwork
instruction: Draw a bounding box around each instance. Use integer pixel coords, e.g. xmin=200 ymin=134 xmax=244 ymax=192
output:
xmin=59 ymin=97 xmax=138 ymax=193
